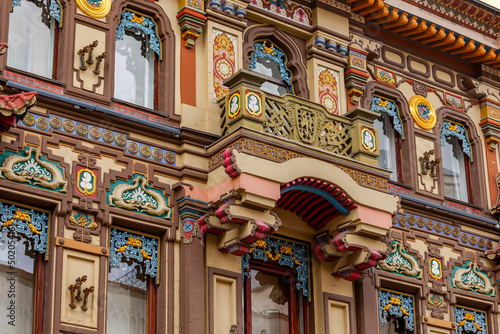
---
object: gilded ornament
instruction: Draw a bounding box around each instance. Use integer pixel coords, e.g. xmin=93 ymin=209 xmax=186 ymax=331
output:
xmin=63 ymin=120 xmax=75 ymax=132
xmin=152 ymin=148 xmax=163 ymax=161
xmin=75 ymin=0 xmax=111 ymax=19
xmin=407 ymin=215 xmax=415 ymax=225
xmin=409 ymin=95 xmax=436 ymax=130
xmin=76 ymin=123 xmax=88 ymax=136
xmin=478 ymin=238 xmax=485 ymax=248
xmin=417 ymin=217 xmax=425 ymax=228
xmin=140 ymin=145 xmax=151 ymax=158
xmin=165 ymin=152 xmax=175 ymax=164
xmin=90 ymin=127 xmax=101 ymax=140
xmin=452 ymin=226 xmax=460 ymax=237
xmin=434 ymin=221 xmax=442 ymax=232
xmin=443 ymin=224 xmax=451 ymax=235
xmin=469 ymin=235 xmax=477 ymax=246
xmin=127 ymin=142 xmax=139 ymax=154
xmin=36 ymin=117 xmax=49 ymax=131
xmin=115 ymin=134 xmax=127 ymax=147
xmin=50 ymin=116 xmax=62 ymax=129
xmin=398 ymin=216 xmax=407 ymax=227
xmin=429 ymin=258 xmax=442 ymax=280
xmin=23 ymin=114 xmax=35 ymax=127
xmin=486 ymin=240 xmax=493 ymax=250
xmin=102 ymin=130 xmax=114 ymax=143
xmin=69 ymin=211 xmax=97 ymax=230
xmin=426 ymin=219 xmax=434 ymax=230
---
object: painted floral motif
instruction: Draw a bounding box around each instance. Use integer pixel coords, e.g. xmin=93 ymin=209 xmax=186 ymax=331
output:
xmin=318 ymin=66 xmax=340 ymax=114
xmin=455 ymin=306 xmax=487 ymax=334
xmin=379 ymin=289 xmax=415 ymax=332
xmin=378 ymin=241 xmax=421 ymax=278
xmin=361 ymin=127 xmax=376 ymax=152
xmin=409 ymin=95 xmax=436 ymax=130
xmin=417 ymin=103 xmax=431 ymax=121
xmin=213 ymin=29 xmax=237 ymax=101
xmin=429 ymin=258 xmax=442 ymax=280
xmin=69 ymin=211 xmax=97 ymax=230
xmin=249 ymin=0 xmax=312 ymax=26
xmin=77 ymin=168 xmax=96 ymax=196
xmin=85 ymin=0 xmax=103 ymax=7
xmin=376 ymin=68 xmax=395 ymax=86
xmin=451 ymin=261 xmax=495 ymax=296
xmin=446 ymin=93 xmax=464 ymax=111
xmin=245 ymin=91 xmax=262 ymax=117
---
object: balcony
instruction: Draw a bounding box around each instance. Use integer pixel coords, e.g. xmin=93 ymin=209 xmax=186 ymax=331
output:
xmin=219 ymin=70 xmax=381 ymax=166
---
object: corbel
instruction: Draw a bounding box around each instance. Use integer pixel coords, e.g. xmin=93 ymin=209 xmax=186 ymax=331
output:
xmin=176 ymin=6 xmax=207 ymax=49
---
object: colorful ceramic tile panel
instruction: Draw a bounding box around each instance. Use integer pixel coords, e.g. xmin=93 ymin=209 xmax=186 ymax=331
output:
xmin=213 ymin=29 xmax=237 ymax=101
xmin=445 ymin=92 xmax=464 ymax=111
xmin=375 ymin=67 xmax=396 ymax=87
xmin=249 ymin=0 xmax=312 ymax=26
xmin=318 ymin=65 xmax=340 ymax=114
xmin=349 ymin=49 xmax=367 ymax=71
xmin=5 ymin=71 xmax=64 ymax=95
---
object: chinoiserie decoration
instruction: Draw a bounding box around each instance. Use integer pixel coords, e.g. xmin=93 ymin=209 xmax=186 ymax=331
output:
xmin=441 ymin=120 xmax=473 ymax=161
xmin=378 ymin=289 xmax=415 ymax=332
xmin=109 ymin=227 xmax=160 ymax=284
xmin=450 ymin=261 xmax=495 ymax=296
xmin=69 ymin=210 xmax=98 ymax=230
xmin=454 ymin=306 xmax=487 ymax=334
xmin=418 ymin=150 xmax=441 ymax=178
xmin=409 ymin=95 xmax=436 ymax=130
xmin=377 ymin=241 xmax=422 ymax=279
xmin=11 ymin=0 xmax=63 ymax=28
xmin=370 ymin=95 xmax=404 ymax=139
xmin=0 ymin=146 xmax=67 ymax=193
xmin=75 ymin=0 xmax=111 ymax=19
xmin=107 ymin=175 xmax=172 ymax=220
xmin=68 ymin=275 xmax=94 ymax=311
xmin=242 ymin=236 xmax=311 ymax=301
xmin=0 ymin=199 xmax=51 ymax=260
xmin=116 ymin=10 xmax=162 ymax=60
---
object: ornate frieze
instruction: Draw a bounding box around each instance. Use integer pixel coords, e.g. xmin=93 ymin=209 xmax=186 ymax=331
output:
xmin=450 ymin=261 xmax=495 ymax=296
xmin=109 ymin=227 xmax=160 ymax=284
xmin=0 ymin=147 xmax=67 ymax=193
xmin=213 ymin=29 xmax=237 ymax=101
xmin=377 ymin=241 xmax=421 ymax=279
xmin=441 ymin=120 xmax=473 ymax=161
xmin=0 ymin=199 xmax=51 ymax=260
xmin=116 ymin=10 xmax=162 ymax=60
xmin=379 ymin=289 xmax=415 ymax=332
xmin=107 ymin=175 xmax=172 ymax=220
xmin=375 ymin=67 xmax=396 ymax=87
xmin=318 ymin=66 xmax=341 ymax=115
xmin=242 ymin=236 xmax=310 ymax=301
xmin=370 ymin=95 xmax=404 ymax=139
xmin=454 ymin=306 xmax=487 ymax=334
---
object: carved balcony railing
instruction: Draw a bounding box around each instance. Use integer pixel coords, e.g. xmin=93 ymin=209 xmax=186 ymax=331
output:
xmin=220 ymin=70 xmax=380 ymax=166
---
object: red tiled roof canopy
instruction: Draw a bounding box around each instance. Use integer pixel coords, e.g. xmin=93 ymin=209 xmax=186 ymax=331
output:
xmin=0 ymin=91 xmax=37 ymax=131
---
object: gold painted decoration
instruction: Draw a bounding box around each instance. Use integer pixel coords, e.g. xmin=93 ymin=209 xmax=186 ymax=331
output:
xmin=75 ymin=0 xmax=111 ymax=19
xmin=409 ymin=95 xmax=436 ymax=130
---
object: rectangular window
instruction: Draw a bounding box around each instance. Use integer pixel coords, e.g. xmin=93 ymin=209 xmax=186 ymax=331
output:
xmin=378 ymin=289 xmax=415 ymax=334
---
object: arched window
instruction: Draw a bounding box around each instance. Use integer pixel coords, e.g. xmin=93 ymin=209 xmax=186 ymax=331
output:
xmin=114 ymin=9 xmax=161 ymax=109
xmin=8 ymin=0 xmax=62 ymax=78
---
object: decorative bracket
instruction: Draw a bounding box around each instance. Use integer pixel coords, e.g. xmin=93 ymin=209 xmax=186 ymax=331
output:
xmin=176 ymin=7 xmax=207 ymax=49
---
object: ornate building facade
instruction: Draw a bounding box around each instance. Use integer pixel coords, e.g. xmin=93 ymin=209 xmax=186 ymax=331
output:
xmin=1 ymin=0 xmax=500 ymax=333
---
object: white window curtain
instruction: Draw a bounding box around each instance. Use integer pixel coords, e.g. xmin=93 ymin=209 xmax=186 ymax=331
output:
xmin=8 ymin=0 xmax=55 ymax=78
xmin=442 ymin=136 xmax=468 ymax=202
xmin=374 ymin=113 xmax=398 ymax=181
xmin=114 ymin=28 xmax=155 ymax=109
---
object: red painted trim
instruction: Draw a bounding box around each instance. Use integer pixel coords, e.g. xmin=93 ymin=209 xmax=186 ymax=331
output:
xmin=148 ymin=276 xmax=157 ymax=334
xmin=479 ymin=118 xmax=500 ymax=127
xmin=484 ymin=141 xmax=498 ymax=206
xmin=34 ymin=253 xmax=45 ymax=334
xmin=180 ymin=45 xmax=197 ymax=106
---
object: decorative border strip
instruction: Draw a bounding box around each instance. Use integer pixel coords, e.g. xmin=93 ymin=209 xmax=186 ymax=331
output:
xmin=21 ymin=113 xmax=176 ymax=165
xmin=249 ymin=0 xmax=312 ymax=27
xmin=444 ymin=201 xmax=481 ymax=216
xmin=114 ymin=104 xmax=162 ymax=124
xmin=5 ymin=71 xmax=64 ymax=95
xmin=393 ymin=213 xmax=494 ymax=251
xmin=209 ymin=138 xmax=388 ymax=191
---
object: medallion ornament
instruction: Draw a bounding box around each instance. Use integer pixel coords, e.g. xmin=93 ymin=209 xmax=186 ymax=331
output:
xmin=409 ymin=95 xmax=436 ymax=130
xmin=75 ymin=0 xmax=111 ymax=19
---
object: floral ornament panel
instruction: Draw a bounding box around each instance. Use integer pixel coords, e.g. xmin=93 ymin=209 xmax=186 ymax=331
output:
xmin=318 ymin=66 xmax=340 ymax=115
xmin=370 ymin=95 xmax=404 ymax=139
xmin=75 ymin=0 xmax=110 ymax=19
xmin=0 ymin=147 xmax=67 ymax=193
xmin=361 ymin=127 xmax=376 ymax=152
xmin=379 ymin=289 xmax=415 ymax=332
xmin=455 ymin=306 xmax=487 ymax=334
xmin=69 ymin=210 xmax=97 ymax=230
xmin=249 ymin=41 xmax=294 ymax=93
xmin=242 ymin=236 xmax=310 ymax=301
xmin=76 ymin=166 xmax=97 ymax=197
xmin=116 ymin=9 xmax=162 ymax=60
xmin=213 ymin=29 xmax=237 ymax=101
xmin=109 ymin=227 xmax=160 ymax=284
xmin=377 ymin=241 xmax=422 ymax=279
xmin=409 ymin=95 xmax=436 ymax=130
xmin=0 ymin=199 xmax=51 ymax=260
xmin=450 ymin=261 xmax=495 ymax=296
xmin=249 ymin=0 xmax=312 ymax=26
xmin=228 ymin=92 xmax=241 ymax=119
xmin=440 ymin=120 xmax=473 ymax=161
xmin=376 ymin=67 xmax=395 ymax=87
xmin=107 ymin=174 xmax=172 ymax=220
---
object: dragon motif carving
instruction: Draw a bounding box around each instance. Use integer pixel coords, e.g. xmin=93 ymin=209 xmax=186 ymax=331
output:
xmin=378 ymin=241 xmax=422 ymax=278
xmin=0 ymin=147 xmax=67 ymax=193
xmin=451 ymin=261 xmax=495 ymax=296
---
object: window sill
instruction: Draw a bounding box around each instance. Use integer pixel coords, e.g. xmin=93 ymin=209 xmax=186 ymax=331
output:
xmin=4 ymin=66 xmax=66 ymax=88
xmin=443 ymin=197 xmax=483 ymax=212
xmin=111 ymin=98 xmax=167 ymax=117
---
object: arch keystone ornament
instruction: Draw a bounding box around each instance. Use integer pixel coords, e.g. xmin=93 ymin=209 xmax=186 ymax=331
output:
xmin=75 ymin=0 xmax=111 ymax=18
xmin=409 ymin=95 xmax=436 ymax=130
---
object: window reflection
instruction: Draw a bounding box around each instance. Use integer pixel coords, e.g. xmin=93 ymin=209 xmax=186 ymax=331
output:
xmin=442 ymin=135 xmax=468 ymax=202
xmin=374 ymin=113 xmax=398 ymax=181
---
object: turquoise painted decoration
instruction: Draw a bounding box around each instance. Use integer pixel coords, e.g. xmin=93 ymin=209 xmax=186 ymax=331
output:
xmin=440 ymin=120 xmax=472 ymax=161
xmin=455 ymin=306 xmax=487 ymax=334
xmin=109 ymin=227 xmax=160 ymax=284
xmin=242 ymin=236 xmax=310 ymax=301
xmin=377 ymin=241 xmax=422 ymax=279
xmin=249 ymin=41 xmax=294 ymax=93
xmin=107 ymin=174 xmax=172 ymax=220
xmin=379 ymin=289 xmax=415 ymax=332
xmin=116 ymin=9 xmax=162 ymax=60
xmin=450 ymin=260 xmax=495 ymax=296
xmin=370 ymin=95 xmax=404 ymax=139
xmin=0 ymin=200 xmax=51 ymax=261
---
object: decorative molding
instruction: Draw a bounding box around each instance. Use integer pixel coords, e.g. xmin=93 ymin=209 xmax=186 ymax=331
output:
xmin=248 ymin=0 xmax=312 ymax=26
xmin=450 ymin=261 xmax=495 ymax=296
xmin=109 ymin=227 xmax=160 ymax=284
xmin=4 ymin=71 xmax=64 ymax=95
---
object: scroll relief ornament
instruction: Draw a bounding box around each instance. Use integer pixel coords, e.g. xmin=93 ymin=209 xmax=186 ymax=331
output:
xmin=377 ymin=241 xmax=422 ymax=279
xmin=107 ymin=175 xmax=172 ymax=219
xmin=450 ymin=261 xmax=495 ymax=296
xmin=0 ymin=147 xmax=67 ymax=193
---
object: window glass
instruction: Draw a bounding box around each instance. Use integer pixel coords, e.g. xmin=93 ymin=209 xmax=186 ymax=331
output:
xmin=253 ymin=58 xmax=288 ymax=96
xmin=442 ymin=135 xmax=468 ymax=202
xmin=114 ymin=28 xmax=155 ymax=109
xmin=8 ymin=0 xmax=55 ymax=77
xmin=107 ymin=262 xmax=147 ymax=334
xmin=374 ymin=113 xmax=398 ymax=181
xmin=0 ymin=235 xmax=35 ymax=334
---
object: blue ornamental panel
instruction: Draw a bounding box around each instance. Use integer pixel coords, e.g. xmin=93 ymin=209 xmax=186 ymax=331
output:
xmin=242 ymin=236 xmax=310 ymax=301
xmin=0 ymin=199 xmax=51 ymax=260
xmin=455 ymin=306 xmax=487 ymax=334
xmin=379 ymin=289 xmax=415 ymax=332
xmin=249 ymin=41 xmax=294 ymax=93
xmin=109 ymin=227 xmax=160 ymax=284
xmin=11 ymin=0 xmax=63 ymax=28
xmin=116 ymin=9 xmax=163 ymax=60
xmin=370 ymin=95 xmax=404 ymax=139
xmin=440 ymin=120 xmax=473 ymax=161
